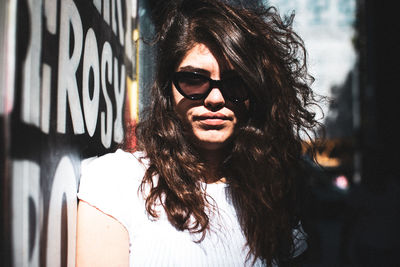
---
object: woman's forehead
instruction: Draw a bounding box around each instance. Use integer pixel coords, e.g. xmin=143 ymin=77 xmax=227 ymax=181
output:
xmin=178 ymin=43 xmax=234 ymax=75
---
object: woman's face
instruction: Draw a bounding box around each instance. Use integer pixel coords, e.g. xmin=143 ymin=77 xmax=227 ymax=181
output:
xmin=172 ymin=43 xmax=248 ymax=152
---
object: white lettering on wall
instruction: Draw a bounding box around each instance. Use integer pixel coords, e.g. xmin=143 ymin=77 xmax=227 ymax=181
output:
xmin=93 ymin=0 xmax=101 ymax=14
xmin=22 ymin=0 xmax=42 ymax=128
xmin=18 ymin=0 xmax=132 ymax=147
xmin=111 ymin=0 xmax=124 ymax=45
xmin=113 ymin=58 xmax=125 ymax=143
xmin=101 ymin=42 xmax=113 ymax=148
xmin=93 ymin=0 xmax=125 ymax=46
xmin=111 ymin=0 xmax=117 ymax=37
xmin=44 ymin=0 xmax=58 ymax=34
xmin=12 ymin=158 xmax=79 ymax=267
xmin=46 ymin=157 xmax=78 ymax=267
xmin=57 ymin=0 xmax=84 ymax=134
xmin=115 ymin=0 xmax=124 ymax=45
xmin=12 ymin=160 xmax=42 ymax=267
xmin=124 ymin=0 xmax=133 ymax=59
xmin=82 ymin=28 xmax=100 ymax=137
xmin=41 ymin=64 xmax=52 ymax=134
xmin=103 ymin=0 xmax=111 ymax=25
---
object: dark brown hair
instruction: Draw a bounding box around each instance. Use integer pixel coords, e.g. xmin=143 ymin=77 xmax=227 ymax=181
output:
xmin=131 ymin=0 xmax=322 ymax=265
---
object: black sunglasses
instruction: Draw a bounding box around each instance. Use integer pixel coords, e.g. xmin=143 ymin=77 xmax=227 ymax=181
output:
xmin=172 ymin=71 xmax=248 ymax=103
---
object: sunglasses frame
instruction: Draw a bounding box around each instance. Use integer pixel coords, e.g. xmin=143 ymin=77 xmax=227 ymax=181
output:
xmin=172 ymin=71 xmax=248 ymax=103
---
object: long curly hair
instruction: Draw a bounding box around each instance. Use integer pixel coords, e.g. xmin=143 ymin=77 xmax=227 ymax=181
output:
xmin=131 ymin=0 xmax=322 ymax=265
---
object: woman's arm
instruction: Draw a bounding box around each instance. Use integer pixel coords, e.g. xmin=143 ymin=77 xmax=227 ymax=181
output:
xmin=76 ymin=200 xmax=130 ymax=267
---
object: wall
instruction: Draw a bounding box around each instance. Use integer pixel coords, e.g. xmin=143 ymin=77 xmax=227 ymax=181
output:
xmin=1 ymin=0 xmax=139 ymax=266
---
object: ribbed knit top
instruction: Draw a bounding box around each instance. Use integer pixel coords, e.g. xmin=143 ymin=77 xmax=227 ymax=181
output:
xmin=77 ymin=149 xmax=307 ymax=266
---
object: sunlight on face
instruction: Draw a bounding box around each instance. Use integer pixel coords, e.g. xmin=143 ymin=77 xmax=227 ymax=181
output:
xmin=172 ymin=43 xmax=248 ymax=152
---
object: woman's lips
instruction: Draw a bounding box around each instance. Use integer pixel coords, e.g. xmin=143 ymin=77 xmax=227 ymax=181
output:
xmin=194 ymin=113 xmax=231 ymax=126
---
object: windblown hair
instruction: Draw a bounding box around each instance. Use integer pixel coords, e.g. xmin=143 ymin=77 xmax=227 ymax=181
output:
xmin=132 ymin=0 xmax=322 ymax=265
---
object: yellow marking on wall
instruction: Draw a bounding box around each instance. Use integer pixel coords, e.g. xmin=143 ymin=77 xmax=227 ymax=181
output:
xmin=127 ymin=76 xmax=138 ymax=121
xmin=134 ymin=28 xmax=140 ymax=121
xmin=133 ymin=28 xmax=139 ymax=42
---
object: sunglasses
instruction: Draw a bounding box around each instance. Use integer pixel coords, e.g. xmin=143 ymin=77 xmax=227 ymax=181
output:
xmin=172 ymin=72 xmax=248 ymax=103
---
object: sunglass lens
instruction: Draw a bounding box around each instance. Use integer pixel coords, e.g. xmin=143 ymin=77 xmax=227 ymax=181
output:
xmin=177 ymin=73 xmax=209 ymax=99
xmin=222 ymin=76 xmax=248 ymax=102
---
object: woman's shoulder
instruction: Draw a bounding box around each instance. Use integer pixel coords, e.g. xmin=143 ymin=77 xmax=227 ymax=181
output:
xmin=77 ymin=149 xmax=149 ymax=230
xmin=79 ymin=148 xmax=149 ymax=192
xmin=83 ymin=148 xmax=147 ymax=171
xmin=80 ymin=149 xmax=148 ymax=185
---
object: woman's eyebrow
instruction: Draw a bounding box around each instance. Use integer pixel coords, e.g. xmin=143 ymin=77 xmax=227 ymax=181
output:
xmin=178 ymin=65 xmax=211 ymax=76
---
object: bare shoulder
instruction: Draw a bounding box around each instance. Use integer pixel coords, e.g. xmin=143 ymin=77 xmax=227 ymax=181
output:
xmin=76 ymin=200 xmax=129 ymax=267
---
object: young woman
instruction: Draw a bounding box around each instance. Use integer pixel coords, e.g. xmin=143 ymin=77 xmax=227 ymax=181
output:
xmin=76 ymin=0 xmax=321 ymax=266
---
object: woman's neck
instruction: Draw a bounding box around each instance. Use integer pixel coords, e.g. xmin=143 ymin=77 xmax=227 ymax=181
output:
xmin=198 ymin=148 xmax=227 ymax=184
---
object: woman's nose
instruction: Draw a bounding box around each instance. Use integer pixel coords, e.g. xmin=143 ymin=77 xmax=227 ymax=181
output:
xmin=204 ymin=88 xmax=225 ymax=110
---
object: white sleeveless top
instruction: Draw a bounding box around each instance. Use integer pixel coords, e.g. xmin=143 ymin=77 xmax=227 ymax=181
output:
xmin=77 ymin=149 xmax=307 ymax=266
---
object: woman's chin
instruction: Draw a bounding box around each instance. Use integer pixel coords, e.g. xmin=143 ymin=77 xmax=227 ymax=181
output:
xmin=192 ymin=136 xmax=232 ymax=152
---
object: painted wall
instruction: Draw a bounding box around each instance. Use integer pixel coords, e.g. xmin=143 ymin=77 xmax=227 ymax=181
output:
xmin=1 ymin=0 xmax=139 ymax=266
